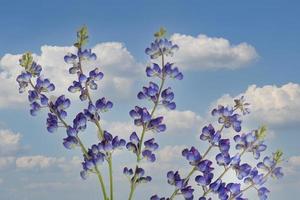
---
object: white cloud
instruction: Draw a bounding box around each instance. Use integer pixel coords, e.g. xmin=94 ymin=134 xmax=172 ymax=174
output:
xmin=0 ymin=156 xmax=15 ymax=169
xmin=15 ymin=155 xmax=65 ymax=169
xmin=170 ymin=33 xmax=258 ymax=70
xmin=214 ymin=83 xmax=300 ymax=127
xmin=24 ymin=181 xmax=73 ymax=190
xmin=157 ymin=109 xmax=203 ymax=135
xmin=142 ymin=145 xmax=186 ymax=172
xmin=0 ymin=129 xmax=21 ymax=156
xmin=0 ymin=42 xmax=141 ymax=108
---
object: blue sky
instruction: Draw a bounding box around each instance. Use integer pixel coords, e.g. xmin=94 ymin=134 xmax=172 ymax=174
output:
xmin=0 ymin=1 xmax=300 ymax=200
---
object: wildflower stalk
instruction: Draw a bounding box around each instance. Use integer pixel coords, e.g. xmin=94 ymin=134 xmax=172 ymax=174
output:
xmin=128 ymin=54 xmax=166 ymax=200
xmin=28 ymin=79 xmax=108 ymax=200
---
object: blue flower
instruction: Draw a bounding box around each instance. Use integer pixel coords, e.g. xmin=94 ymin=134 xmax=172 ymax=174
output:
xmin=78 ymin=49 xmax=97 ymax=60
xmin=257 ymin=156 xmax=283 ymax=179
xmin=95 ymin=97 xmax=113 ymax=112
xmin=64 ymin=53 xmax=77 ymax=64
xmin=161 ymin=87 xmax=176 ymax=110
xmin=146 ymin=63 xmax=162 ymax=77
xmin=244 ymin=168 xmax=266 ymax=186
xmin=257 ymin=187 xmax=270 ymax=200
xmin=234 ymin=131 xmax=267 ymax=159
xmin=142 ymin=138 xmax=159 ymax=162
xmin=73 ymin=112 xmax=87 ymax=132
xmin=163 ymin=63 xmax=183 ymax=80
xmin=51 ymin=95 xmax=71 ymax=118
xmin=216 ymin=153 xmax=231 ymax=166
xmin=126 ymin=132 xmax=140 ymax=154
xmin=150 ymin=195 xmax=168 ymax=200
xmin=130 ymin=106 xmax=151 ymax=126
xmin=197 ymin=160 xmax=214 ymax=173
xmin=123 ymin=167 xmax=134 ymax=177
xmin=147 ymin=116 xmax=166 ymax=132
xmin=46 ymin=113 xmax=58 ymax=133
xmin=137 ymin=82 xmax=159 ymax=102
xmin=212 ymin=105 xmax=242 ymax=132
xmin=63 ymin=136 xmax=79 ymax=149
xmin=98 ymin=131 xmax=126 ymax=154
xmin=195 ymin=172 xmax=213 ymax=186
xmin=145 ymin=38 xmax=179 ymax=59
xmin=36 ymin=77 xmax=55 ymax=93
xmin=16 ymin=72 xmax=32 ymax=93
xmin=182 ymin=147 xmax=202 ymax=166
xmin=233 ymin=163 xmax=252 ymax=180
xmin=200 ymin=124 xmax=221 ymax=145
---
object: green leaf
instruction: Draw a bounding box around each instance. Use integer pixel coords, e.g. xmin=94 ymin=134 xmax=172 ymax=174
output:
xmin=274 ymin=150 xmax=283 ymax=164
xmin=255 ymin=125 xmax=267 ymax=140
xmin=154 ymin=27 xmax=167 ymax=39
xmin=75 ymin=25 xmax=89 ymax=48
xmin=19 ymin=52 xmax=33 ymax=69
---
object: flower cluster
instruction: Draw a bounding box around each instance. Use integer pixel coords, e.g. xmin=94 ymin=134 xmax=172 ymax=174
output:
xmin=80 ymin=131 xmax=126 ymax=179
xmin=15 ymin=27 xmax=283 ymax=200
xmin=151 ymin=97 xmax=283 ymax=200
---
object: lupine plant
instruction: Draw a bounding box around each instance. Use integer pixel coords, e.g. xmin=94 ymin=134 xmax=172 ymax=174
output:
xmin=16 ymin=26 xmax=283 ymax=200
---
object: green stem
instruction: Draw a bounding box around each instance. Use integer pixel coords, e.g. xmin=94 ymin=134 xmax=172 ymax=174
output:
xmin=128 ymin=54 xmax=166 ymax=200
xmin=108 ymin=155 xmax=114 ymax=200
xmin=95 ymin=167 xmax=109 ymax=200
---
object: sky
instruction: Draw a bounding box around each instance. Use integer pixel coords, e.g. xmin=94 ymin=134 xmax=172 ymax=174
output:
xmin=0 ymin=0 xmax=300 ymax=199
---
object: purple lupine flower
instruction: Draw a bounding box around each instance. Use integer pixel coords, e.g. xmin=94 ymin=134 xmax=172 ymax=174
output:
xmin=161 ymin=87 xmax=176 ymax=110
xmin=216 ymin=153 xmax=231 ymax=166
xmin=200 ymin=124 xmax=221 ymax=145
xmin=257 ymin=156 xmax=284 ymax=179
xmin=137 ymin=82 xmax=159 ymax=102
xmin=233 ymin=163 xmax=252 ymax=180
xmin=50 ymin=95 xmax=71 ymax=119
xmin=195 ymin=172 xmax=214 ymax=186
xmin=142 ymin=138 xmax=159 ymax=162
xmin=197 ymin=159 xmax=214 ymax=173
xmin=258 ymin=187 xmax=270 ymax=200
xmin=145 ymin=38 xmax=179 ymax=59
xmin=64 ymin=53 xmax=77 ymax=64
xmin=182 ymin=146 xmax=202 ymax=166
xmin=46 ymin=113 xmax=58 ymax=133
xmin=16 ymin=72 xmax=32 ymax=93
xmin=78 ymin=49 xmax=97 ymax=60
xmin=130 ymin=106 xmax=151 ymax=126
xmin=244 ymin=168 xmax=266 ymax=186
xmin=95 ymin=97 xmax=113 ymax=112
xmin=73 ymin=112 xmax=87 ymax=132
xmin=63 ymin=136 xmax=79 ymax=149
xmin=98 ymin=131 xmax=126 ymax=154
xmin=146 ymin=63 xmax=162 ymax=78
xmin=234 ymin=131 xmax=267 ymax=159
xmin=147 ymin=116 xmax=166 ymax=132
xmin=212 ymin=105 xmax=242 ymax=132
xmin=36 ymin=77 xmax=55 ymax=93
xmin=163 ymin=63 xmax=183 ymax=80
xmin=219 ymin=139 xmax=230 ymax=154
xmin=126 ymin=132 xmax=140 ymax=154
xmin=123 ymin=167 xmax=134 ymax=177
xmin=150 ymin=195 xmax=168 ymax=200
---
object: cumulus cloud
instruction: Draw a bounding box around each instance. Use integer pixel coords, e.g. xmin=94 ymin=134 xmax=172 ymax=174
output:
xmin=157 ymin=109 xmax=203 ymax=135
xmin=0 ymin=42 xmax=142 ymax=108
xmin=170 ymin=33 xmax=258 ymax=70
xmin=15 ymin=155 xmax=66 ymax=169
xmin=214 ymin=83 xmax=300 ymax=127
xmin=0 ymin=129 xmax=21 ymax=156
xmin=0 ymin=156 xmax=15 ymax=169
